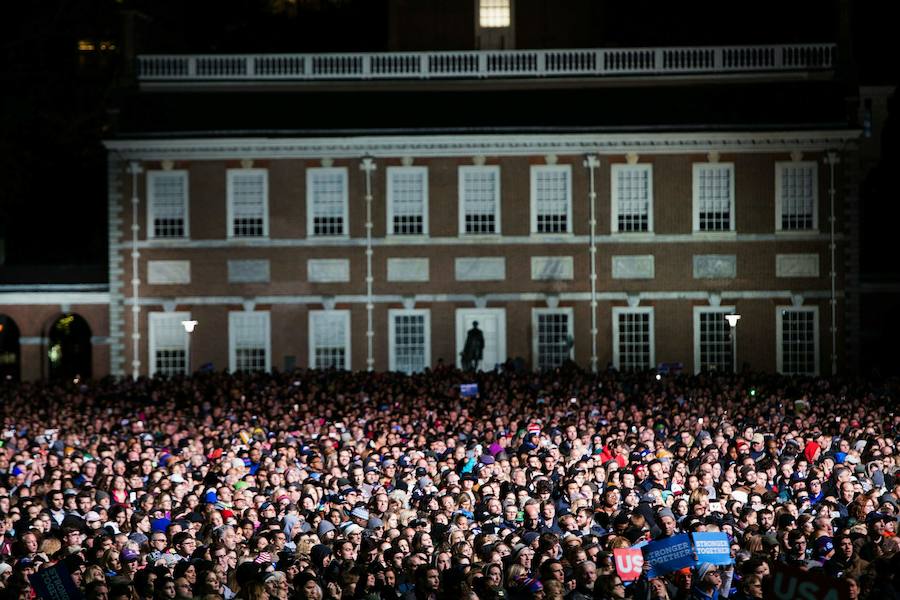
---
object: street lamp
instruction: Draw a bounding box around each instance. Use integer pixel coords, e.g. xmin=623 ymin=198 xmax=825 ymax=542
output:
xmin=724 ymin=313 xmax=740 ymax=372
xmin=181 ymin=320 xmax=197 ymax=374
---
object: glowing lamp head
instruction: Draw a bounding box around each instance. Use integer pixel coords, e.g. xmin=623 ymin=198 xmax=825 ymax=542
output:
xmin=724 ymin=314 xmax=741 ymax=328
xmin=181 ymin=320 xmax=198 ymax=333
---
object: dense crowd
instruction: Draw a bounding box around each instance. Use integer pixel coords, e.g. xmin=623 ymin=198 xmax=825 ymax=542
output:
xmin=1 ymin=365 xmax=899 ymax=600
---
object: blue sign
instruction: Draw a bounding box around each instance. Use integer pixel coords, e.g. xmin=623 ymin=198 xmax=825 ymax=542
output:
xmin=29 ymin=562 xmax=83 ymax=600
xmin=460 ymin=383 xmax=479 ymax=397
xmin=692 ymin=532 xmax=733 ymax=565
xmin=641 ymin=533 xmax=695 ymax=577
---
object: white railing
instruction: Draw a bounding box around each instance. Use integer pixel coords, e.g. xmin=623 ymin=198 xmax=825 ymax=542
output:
xmin=137 ymin=43 xmax=836 ymax=82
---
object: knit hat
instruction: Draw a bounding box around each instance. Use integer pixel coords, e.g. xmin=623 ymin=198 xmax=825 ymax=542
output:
xmin=317 ymin=520 xmax=336 ymax=537
xmin=657 ymin=507 xmax=675 ymax=521
xmin=310 ymin=544 xmax=332 ymax=568
xmin=696 ymin=562 xmax=716 ymax=580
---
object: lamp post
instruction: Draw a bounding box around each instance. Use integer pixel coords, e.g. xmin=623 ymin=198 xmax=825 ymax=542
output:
xmin=724 ymin=313 xmax=740 ymax=372
xmin=181 ymin=319 xmax=197 ymax=375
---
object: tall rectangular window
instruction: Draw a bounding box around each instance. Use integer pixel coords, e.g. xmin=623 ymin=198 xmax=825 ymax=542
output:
xmin=777 ymin=307 xmax=819 ymax=375
xmin=147 ymin=171 xmax=189 ymax=239
xmin=309 ymin=310 xmax=351 ymax=370
xmin=227 ymin=169 xmax=268 ymax=238
xmin=531 ymin=165 xmax=572 ymax=234
xmin=459 ymin=166 xmax=501 ymax=235
xmin=387 ymin=167 xmax=428 ymax=236
xmin=148 ymin=312 xmax=190 ymax=376
xmin=228 ymin=311 xmax=270 ymax=372
xmin=611 ymin=164 xmax=653 ymax=233
xmin=693 ymin=308 xmax=735 ymax=374
xmin=613 ymin=307 xmax=654 ymax=371
xmin=307 ymin=168 xmax=348 ymax=237
xmin=776 ymin=162 xmax=818 ymax=231
xmin=693 ymin=163 xmax=734 ymax=232
xmin=479 ymin=0 xmax=511 ymax=27
xmin=532 ymin=308 xmax=573 ymax=371
xmin=389 ymin=309 xmax=431 ymax=374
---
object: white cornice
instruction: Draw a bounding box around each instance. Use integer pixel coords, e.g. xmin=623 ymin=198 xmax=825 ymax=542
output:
xmin=104 ymin=131 xmax=860 ymax=161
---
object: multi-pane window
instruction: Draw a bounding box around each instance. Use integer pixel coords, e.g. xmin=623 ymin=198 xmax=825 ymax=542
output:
xmin=694 ymin=308 xmax=735 ymax=374
xmin=776 ymin=162 xmax=818 ymax=231
xmin=532 ymin=308 xmax=573 ymax=371
xmin=611 ymin=164 xmax=653 ymax=232
xmin=227 ymin=169 xmax=268 ymax=237
xmin=307 ymin=168 xmax=348 ymax=237
xmin=479 ymin=0 xmax=511 ymax=27
xmin=148 ymin=312 xmax=189 ymax=376
xmin=389 ymin=309 xmax=430 ymax=374
xmin=459 ymin=166 xmax=500 ymax=235
xmin=531 ymin=165 xmax=572 ymax=234
xmin=228 ymin=312 xmax=270 ymax=372
xmin=147 ymin=171 xmax=189 ymax=239
xmin=693 ymin=163 xmax=734 ymax=232
xmin=309 ymin=310 xmax=351 ymax=370
xmin=387 ymin=167 xmax=428 ymax=236
xmin=778 ymin=308 xmax=819 ymax=375
xmin=613 ymin=307 xmax=654 ymax=371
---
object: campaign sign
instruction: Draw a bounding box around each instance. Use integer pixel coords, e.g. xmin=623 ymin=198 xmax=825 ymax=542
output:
xmin=613 ymin=548 xmax=645 ymax=581
xmin=641 ymin=533 xmax=695 ymax=577
xmin=29 ymin=562 xmax=83 ymax=600
xmin=460 ymin=383 xmax=479 ymax=398
xmin=768 ymin=562 xmax=849 ymax=600
xmin=692 ymin=532 xmax=733 ymax=565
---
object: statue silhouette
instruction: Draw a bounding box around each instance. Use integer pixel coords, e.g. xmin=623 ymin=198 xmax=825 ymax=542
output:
xmin=461 ymin=321 xmax=485 ymax=372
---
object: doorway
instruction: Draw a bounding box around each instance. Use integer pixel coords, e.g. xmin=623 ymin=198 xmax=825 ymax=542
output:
xmin=48 ymin=313 xmax=92 ymax=380
xmin=455 ymin=308 xmax=506 ymax=371
xmin=0 ymin=315 xmax=21 ymax=381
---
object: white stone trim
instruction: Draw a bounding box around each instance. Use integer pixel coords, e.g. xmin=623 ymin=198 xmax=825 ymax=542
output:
xmin=105 ymin=131 xmax=859 ymax=161
xmin=147 ymin=260 xmax=191 ymax=285
xmin=776 ymin=305 xmax=820 ymax=375
xmin=387 ymin=258 xmax=430 ymax=282
xmin=612 ymin=255 xmax=655 ymax=279
xmin=454 ymin=257 xmax=506 ymax=281
xmin=227 ymin=259 xmax=271 ymax=283
xmin=692 ymin=305 xmax=736 ymax=374
xmin=388 ymin=308 xmax=431 ymax=373
xmin=693 ymin=255 xmax=737 ymax=279
xmin=228 ymin=311 xmax=271 ymax=372
xmin=386 ymin=166 xmax=429 ymax=236
xmin=531 ymin=256 xmax=574 ymax=281
xmin=307 ymin=259 xmax=351 ymax=283
xmin=309 ymin=310 xmax=352 ymax=370
xmin=776 ymin=253 xmax=821 ymax=278
xmin=226 ymin=168 xmax=270 ymax=238
xmin=692 ymin=162 xmax=735 ymax=232
xmin=0 ymin=292 xmax=111 ymax=305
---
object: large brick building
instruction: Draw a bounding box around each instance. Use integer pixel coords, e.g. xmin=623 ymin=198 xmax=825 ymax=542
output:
xmin=1 ymin=2 xmax=872 ymax=380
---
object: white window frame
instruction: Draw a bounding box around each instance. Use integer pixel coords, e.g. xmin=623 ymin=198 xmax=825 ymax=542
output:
xmin=226 ymin=169 xmax=269 ymax=238
xmin=388 ymin=309 xmax=431 ymax=374
xmin=693 ymin=306 xmax=736 ymax=374
xmin=455 ymin=308 xmax=507 ymax=370
xmin=692 ymin=163 xmax=735 ymax=233
xmin=228 ymin=311 xmax=271 ymax=373
xmin=146 ymin=170 xmax=189 ymax=240
xmin=776 ymin=306 xmax=820 ymax=375
xmin=775 ymin=161 xmax=818 ymax=232
xmin=148 ymin=311 xmax=190 ymax=376
xmin=531 ymin=308 xmax=574 ymax=371
xmin=458 ymin=165 xmax=502 ymax=236
xmin=478 ymin=0 xmax=511 ymax=28
xmin=306 ymin=167 xmax=349 ymax=238
xmin=612 ymin=307 xmax=655 ymax=370
xmin=611 ymin=164 xmax=654 ymax=233
xmin=386 ymin=166 xmax=429 ymax=237
xmin=308 ymin=310 xmax=352 ymax=371
xmin=530 ymin=165 xmax=572 ymax=234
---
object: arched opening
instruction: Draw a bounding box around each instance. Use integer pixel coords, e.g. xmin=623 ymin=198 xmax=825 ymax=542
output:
xmin=0 ymin=315 xmax=21 ymax=381
xmin=48 ymin=313 xmax=92 ymax=380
